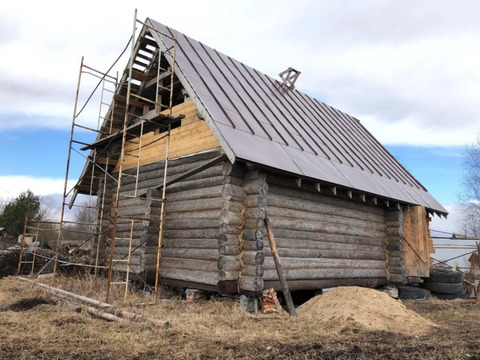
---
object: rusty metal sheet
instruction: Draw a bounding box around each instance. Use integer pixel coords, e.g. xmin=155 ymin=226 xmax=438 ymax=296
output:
xmin=147 ymin=18 xmax=447 ymax=215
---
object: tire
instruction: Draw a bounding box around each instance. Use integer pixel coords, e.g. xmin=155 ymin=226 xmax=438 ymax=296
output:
xmin=434 ymin=291 xmax=467 ymax=300
xmin=425 ymin=269 xmax=463 ymax=284
xmin=422 ymin=281 xmax=465 ymax=294
xmin=397 ymin=286 xmax=432 ymax=300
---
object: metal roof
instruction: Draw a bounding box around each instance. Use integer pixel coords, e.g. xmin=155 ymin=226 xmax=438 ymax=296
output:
xmin=146 ymin=19 xmax=447 ymax=215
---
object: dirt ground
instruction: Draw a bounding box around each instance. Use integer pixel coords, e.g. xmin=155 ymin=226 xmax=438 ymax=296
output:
xmin=1 ymin=276 xmax=480 ymax=360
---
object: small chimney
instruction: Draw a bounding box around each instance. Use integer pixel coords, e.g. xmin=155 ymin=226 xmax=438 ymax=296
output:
xmin=279 ymin=67 xmax=301 ymax=90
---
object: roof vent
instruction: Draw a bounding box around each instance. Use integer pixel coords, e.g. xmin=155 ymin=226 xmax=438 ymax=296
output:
xmin=279 ymin=67 xmax=301 ymax=90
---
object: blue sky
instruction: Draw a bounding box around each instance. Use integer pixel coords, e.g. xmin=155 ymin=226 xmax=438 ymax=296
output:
xmin=1 ymin=0 xmax=480 ymax=240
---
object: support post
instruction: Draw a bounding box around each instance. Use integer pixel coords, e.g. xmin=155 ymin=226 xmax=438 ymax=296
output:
xmin=264 ymin=215 xmax=297 ymax=317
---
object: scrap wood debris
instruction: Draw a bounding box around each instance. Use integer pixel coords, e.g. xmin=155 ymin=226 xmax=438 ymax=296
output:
xmin=260 ymin=288 xmax=286 ymax=314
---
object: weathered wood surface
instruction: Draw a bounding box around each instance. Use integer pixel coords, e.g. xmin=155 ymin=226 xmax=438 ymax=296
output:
xmin=259 ymin=268 xmax=387 ymax=281
xmin=385 ymin=209 xmax=404 ymax=283
xmin=243 ymin=237 xmax=384 ymax=252
xmin=267 ymin=182 xmax=384 ymax=215
xmin=264 ymin=216 xmax=297 ymax=316
xmin=402 ymin=206 xmax=430 ymax=277
xmin=159 ymin=269 xmax=219 ymax=285
xmin=237 ymin=169 xmax=267 ymax=292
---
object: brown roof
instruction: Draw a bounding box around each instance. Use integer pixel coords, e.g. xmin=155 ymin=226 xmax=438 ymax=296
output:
xmin=147 ymin=19 xmax=447 ymax=215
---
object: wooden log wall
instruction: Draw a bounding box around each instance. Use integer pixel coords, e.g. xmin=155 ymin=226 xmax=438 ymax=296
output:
xmin=261 ymin=174 xmax=389 ymax=290
xmin=385 ymin=209 xmax=405 ymax=283
xmin=238 ymin=170 xmax=268 ymax=292
xmin=107 ymin=149 xmax=226 ymax=278
xmin=145 ymin=151 xmax=244 ymax=287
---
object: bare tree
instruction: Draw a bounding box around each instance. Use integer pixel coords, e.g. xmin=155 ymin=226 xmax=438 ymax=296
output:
xmin=74 ymin=200 xmax=98 ymax=235
xmin=460 ymin=136 xmax=480 ymax=238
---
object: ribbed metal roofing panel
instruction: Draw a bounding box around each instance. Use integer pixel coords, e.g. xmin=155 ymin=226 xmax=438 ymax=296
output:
xmin=148 ymin=19 xmax=447 ymax=215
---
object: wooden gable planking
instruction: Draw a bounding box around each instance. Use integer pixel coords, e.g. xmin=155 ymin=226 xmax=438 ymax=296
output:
xmin=114 ymin=100 xmax=221 ymax=172
xmin=402 ymin=206 xmax=431 ymax=277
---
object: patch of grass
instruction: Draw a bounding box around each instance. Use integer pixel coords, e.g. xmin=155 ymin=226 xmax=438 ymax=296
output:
xmin=0 ymin=275 xmax=479 ymax=359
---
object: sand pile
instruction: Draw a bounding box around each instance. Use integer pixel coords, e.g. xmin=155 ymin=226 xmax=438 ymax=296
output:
xmin=297 ymin=286 xmax=436 ymax=335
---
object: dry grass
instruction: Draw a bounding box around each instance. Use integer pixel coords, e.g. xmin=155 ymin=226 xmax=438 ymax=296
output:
xmin=1 ymin=275 xmax=480 ymax=359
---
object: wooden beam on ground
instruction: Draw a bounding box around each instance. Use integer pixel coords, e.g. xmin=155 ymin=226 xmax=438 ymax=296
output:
xmin=18 ymin=277 xmax=169 ymax=328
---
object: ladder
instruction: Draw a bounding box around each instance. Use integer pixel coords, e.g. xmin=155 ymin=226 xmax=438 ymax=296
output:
xmin=16 ymin=216 xmax=40 ymax=276
xmin=106 ymin=11 xmax=178 ymax=301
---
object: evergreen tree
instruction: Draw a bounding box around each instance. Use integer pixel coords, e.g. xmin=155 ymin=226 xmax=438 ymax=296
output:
xmin=0 ymin=190 xmax=41 ymax=237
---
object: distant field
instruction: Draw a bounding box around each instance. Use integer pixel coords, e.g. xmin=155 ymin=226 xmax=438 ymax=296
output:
xmin=0 ymin=276 xmax=479 ymax=359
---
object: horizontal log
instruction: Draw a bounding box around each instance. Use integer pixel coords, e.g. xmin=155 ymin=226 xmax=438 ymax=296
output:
xmin=165 ymin=197 xmax=223 ymax=213
xmin=241 ymin=239 xmax=264 ymax=251
xmin=166 ymin=175 xmax=242 ymax=195
xmin=243 ymin=238 xmax=384 ymax=253
xmin=386 ymin=242 xmax=401 ymax=251
xmin=165 ymin=209 xmax=221 ymax=221
xmin=238 ymin=277 xmax=264 ymax=292
xmin=122 ymin=163 xmax=225 ymax=188
xmin=159 ymin=268 xmax=218 ymax=286
xmin=162 ymin=229 xmax=220 ymax=239
xmin=243 ymin=179 xmax=268 ymax=195
xmin=111 ymin=264 xmax=144 ymax=273
xmin=161 ymin=248 xmax=219 ymax=260
xmin=257 ymin=217 xmax=385 ymax=239
xmin=242 ymin=264 xmax=264 ymax=278
xmin=261 ymin=267 xmax=387 ymax=281
xmin=222 ymin=200 xmax=244 ymax=213
xmin=388 ymin=274 xmax=404 ymax=283
xmin=217 ymin=255 xmax=241 ymax=271
xmin=115 ymin=236 xmax=149 ymax=248
xmin=266 ymin=206 xmax=385 ymax=232
xmin=267 ymin=196 xmax=384 ymax=225
xmin=218 ymin=270 xmax=240 ymax=281
xmin=219 ymin=224 xmax=244 ymax=235
xmin=243 ymin=207 xmax=266 ymax=221
xmin=162 ymin=238 xmax=218 ymax=250
xmin=242 ymin=250 xmax=264 ymax=265
xmin=115 ymin=222 xmax=148 ymax=233
xmin=243 ymin=229 xmax=267 ymax=241
xmin=222 ymin=184 xmax=247 ymax=201
xmin=219 ymin=211 xmax=243 ymax=226
xmin=120 ymin=149 xmax=223 ymax=178
xmin=112 ymin=247 xmax=144 ymax=256
xmin=385 ymin=220 xmax=401 ymax=228
xmin=267 ymin=183 xmax=384 ymax=216
xmin=243 ymin=195 xmax=267 ymax=210
xmin=384 ymin=210 xmax=402 ymax=221
xmin=388 ymin=258 xmax=402 ymax=267
xmin=218 ymin=233 xmax=242 ymax=246
xmin=166 ymin=185 xmax=223 ymax=202
xmin=388 ymin=266 xmax=403 ymax=274
xmin=243 ymin=248 xmax=385 ymax=262
xmin=254 ymin=257 xmax=386 ymax=271
xmin=218 ymin=244 xmax=241 ymax=256
xmin=163 ymin=219 xmax=220 ymax=230
xmin=157 ymin=258 xmax=218 ymax=272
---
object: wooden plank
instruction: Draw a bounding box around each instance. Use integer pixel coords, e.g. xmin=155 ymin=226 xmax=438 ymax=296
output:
xmin=402 ymin=206 xmax=429 ymax=277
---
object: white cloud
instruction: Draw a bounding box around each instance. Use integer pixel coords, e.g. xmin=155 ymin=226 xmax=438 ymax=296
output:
xmin=0 ymin=175 xmax=74 ymax=200
xmin=0 ymin=0 xmax=479 ymax=146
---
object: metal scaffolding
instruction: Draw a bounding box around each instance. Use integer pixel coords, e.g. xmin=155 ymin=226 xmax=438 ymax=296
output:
xmin=15 ymin=10 xmax=181 ymax=303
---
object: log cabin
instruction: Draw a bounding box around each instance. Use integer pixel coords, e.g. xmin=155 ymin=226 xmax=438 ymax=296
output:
xmin=74 ymin=18 xmax=447 ymax=294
